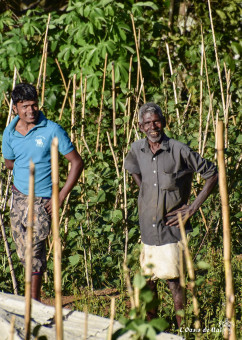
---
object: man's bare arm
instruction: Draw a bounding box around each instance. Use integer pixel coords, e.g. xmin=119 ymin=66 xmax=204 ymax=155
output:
xmin=166 ymin=172 xmax=218 ymax=227
xmin=45 ymin=149 xmax=84 ymax=214
xmin=4 ymin=159 xmax=15 ymax=170
xmin=132 ymin=173 xmax=142 ymax=187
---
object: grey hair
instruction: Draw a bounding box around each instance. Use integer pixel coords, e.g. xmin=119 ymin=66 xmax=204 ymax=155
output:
xmin=138 ymin=102 xmax=166 ymax=126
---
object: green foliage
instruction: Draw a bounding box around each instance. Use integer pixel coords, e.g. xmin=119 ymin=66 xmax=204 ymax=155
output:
xmin=0 ymin=0 xmax=241 ymax=338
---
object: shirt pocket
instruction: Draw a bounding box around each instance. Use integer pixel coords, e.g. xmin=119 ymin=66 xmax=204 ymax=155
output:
xmin=159 ymin=172 xmax=178 ymax=191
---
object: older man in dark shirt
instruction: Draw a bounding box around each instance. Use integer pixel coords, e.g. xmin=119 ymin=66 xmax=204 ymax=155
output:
xmin=124 ymin=102 xmax=218 ymax=326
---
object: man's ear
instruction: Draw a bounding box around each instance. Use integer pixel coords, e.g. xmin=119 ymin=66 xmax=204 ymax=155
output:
xmin=12 ymin=105 xmax=18 ymax=114
xmin=139 ymin=122 xmax=144 ymax=133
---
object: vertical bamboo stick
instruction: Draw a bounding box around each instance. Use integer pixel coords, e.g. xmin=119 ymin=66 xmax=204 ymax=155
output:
xmin=179 ymin=213 xmax=201 ymax=336
xmin=123 ymin=153 xmax=128 ymax=263
xmin=25 ymin=160 xmax=35 ymax=340
xmin=51 ymin=137 xmax=63 ymax=340
xmin=9 ymin=315 xmax=16 ymax=340
xmin=0 ymin=215 xmax=18 ymax=294
xmin=217 ymin=121 xmax=236 ymax=340
xmin=81 ymin=77 xmax=87 ymax=140
xmin=201 ymin=92 xmax=214 ymax=158
xmin=36 ymin=13 xmax=51 ymax=93
xmin=123 ymin=263 xmax=135 ymax=308
xmin=207 ymin=0 xmax=226 ymax=114
xmin=165 ymin=42 xmax=181 ymax=125
xmin=198 ymin=26 xmax=204 ymax=155
xmin=6 ymin=67 xmax=18 ymax=126
xmin=125 ymin=55 xmax=133 ymax=141
xmin=40 ymin=41 xmax=48 ymax=109
xmin=107 ymin=297 xmax=116 ymax=340
xmin=96 ymin=53 xmax=108 ymax=152
xmin=80 ymin=224 xmax=90 ymax=289
xmin=71 ymin=74 xmax=76 ymax=143
xmin=112 ymin=62 xmax=117 ymax=147
xmin=178 ymin=242 xmax=186 ymax=324
xmin=83 ymin=305 xmax=88 ymax=340
xmin=130 ymin=14 xmax=146 ymax=102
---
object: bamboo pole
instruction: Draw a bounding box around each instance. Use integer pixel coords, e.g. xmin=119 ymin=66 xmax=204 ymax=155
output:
xmin=165 ymin=42 xmax=181 ymax=126
xmin=59 ymin=78 xmax=71 ymax=120
xmin=201 ymin=92 xmax=214 ymax=158
xmin=80 ymin=225 xmax=90 ymax=289
xmin=107 ymin=132 xmax=122 ymax=195
xmin=112 ymin=62 xmax=117 ymax=147
xmin=198 ymin=26 xmax=204 ymax=155
xmin=123 ymin=263 xmax=135 ymax=309
xmin=96 ymin=53 xmax=108 ymax=152
xmin=71 ymin=74 xmax=76 ymax=143
xmin=107 ymin=297 xmax=115 ymax=340
xmin=40 ymin=41 xmax=48 ymax=109
xmin=6 ymin=67 xmax=18 ymax=126
xmin=207 ymin=0 xmax=226 ymax=114
xmin=0 ymin=214 xmax=18 ymax=294
xmin=130 ymin=14 xmax=146 ymax=102
xmin=51 ymin=137 xmax=63 ymax=340
xmin=178 ymin=213 xmax=201 ymax=336
xmin=217 ymin=121 xmax=236 ymax=340
xmin=25 ymin=160 xmax=35 ymax=340
xmin=178 ymin=242 xmax=186 ymax=324
xmin=9 ymin=315 xmax=16 ymax=340
xmin=83 ymin=305 xmax=88 ymax=340
xmin=125 ymin=55 xmax=133 ymax=141
xmin=123 ymin=153 xmax=128 ymax=263
xmin=81 ymin=76 xmax=87 ymax=140
xmin=55 ymin=58 xmax=72 ymax=108
xmin=36 ymin=13 xmax=51 ymax=93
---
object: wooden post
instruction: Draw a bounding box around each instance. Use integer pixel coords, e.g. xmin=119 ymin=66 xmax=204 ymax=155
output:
xmin=6 ymin=67 xmax=18 ymax=126
xmin=107 ymin=297 xmax=115 ymax=340
xmin=24 ymin=160 xmax=35 ymax=340
xmin=123 ymin=153 xmax=128 ymax=263
xmin=51 ymin=137 xmax=63 ymax=340
xmin=217 ymin=121 xmax=236 ymax=340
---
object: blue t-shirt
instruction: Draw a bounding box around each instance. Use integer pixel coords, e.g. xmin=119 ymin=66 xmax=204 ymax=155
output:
xmin=2 ymin=112 xmax=74 ymax=197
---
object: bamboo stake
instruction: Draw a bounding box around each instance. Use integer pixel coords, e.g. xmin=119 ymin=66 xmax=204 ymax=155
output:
xmin=107 ymin=132 xmax=122 ymax=195
xmin=6 ymin=67 xmax=18 ymax=126
xmin=207 ymin=0 xmax=226 ymax=114
xmin=71 ymin=74 xmax=76 ymax=143
xmin=9 ymin=315 xmax=16 ymax=340
xmin=217 ymin=121 xmax=236 ymax=340
xmin=201 ymin=92 xmax=214 ymax=158
xmin=51 ymin=137 xmax=63 ymax=340
xmin=125 ymin=55 xmax=133 ymax=141
xmin=0 ymin=214 xmax=18 ymax=294
xmin=83 ymin=305 xmax=88 ymax=340
xmin=178 ymin=213 xmax=201 ymax=336
xmin=96 ymin=53 xmax=108 ymax=152
xmin=107 ymin=297 xmax=115 ymax=340
xmin=165 ymin=42 xmax=181 ymax=125
xmin=36 ymin=13 xmax=51 ymax=93
xmin=178 ymin=242 xmax=186 ymax=324
xmin=81 ymin=76 xmax=87 ymax=140
xmin=59 ymin=78 xmax=71 ymax=120
xmin=130 ymin=14 xmax=146 ymax=102
xmin=112 ymin=62 xmax=117 ymax=147
xmin=55 ymin=58 xmax=72 ymax=108
xmin=40 ymin=41 xmax=48 ymax=109
xmin=80 ymin=225 xmax=90 ymax=289
xmin=198 ymin=26 xmax=204 ymax=155
xmin=192 ymin=188 xmax=209 ymax=232
xmin=202 ymin=26 xmax=216 ymax=134
xmin=182 ymin=93 xmax=191 ymax=121
xmin=25 ymin=160 xmax=35 ymax=340
xmin=123 ymin=263 xmax=135 ymax=309
xmin=123 ymin=153 xmax=128 ymax=263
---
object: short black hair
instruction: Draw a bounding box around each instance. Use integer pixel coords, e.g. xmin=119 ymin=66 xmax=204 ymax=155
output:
xmin=11 ymin=83 xmax=38 ymax=105
xmin=139 ymin=102 xmax=166 ymax=127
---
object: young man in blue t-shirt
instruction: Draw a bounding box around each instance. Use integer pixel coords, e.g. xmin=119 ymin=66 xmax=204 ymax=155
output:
xmin=2 ymin=83 xmax=84 ymax=301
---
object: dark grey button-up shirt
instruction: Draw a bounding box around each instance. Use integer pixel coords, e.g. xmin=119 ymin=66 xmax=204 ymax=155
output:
xmin=124 ymin=135 xmax=217 ymax=246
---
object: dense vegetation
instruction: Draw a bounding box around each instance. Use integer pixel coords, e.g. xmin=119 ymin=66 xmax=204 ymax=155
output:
xmin=0 ymin=0 xmax=241 ymax=338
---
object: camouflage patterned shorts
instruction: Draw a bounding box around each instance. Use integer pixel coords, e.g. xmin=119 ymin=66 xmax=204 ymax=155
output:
xmin=10 ymin=188 xmax=51 ymax=273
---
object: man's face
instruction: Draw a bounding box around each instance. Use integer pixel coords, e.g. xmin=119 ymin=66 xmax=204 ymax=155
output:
xmin=139 ymin=112 xmax=164 ymax=143
xmin=13 ymin=100 xmax=39 ymax=125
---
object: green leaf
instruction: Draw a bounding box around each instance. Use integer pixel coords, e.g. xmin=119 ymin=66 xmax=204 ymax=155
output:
xmin=69 ymin=254 xmax=80 ymax=266
xmin=197 ymin=261 xmax=210 ymax=269
xmin=133 ymin=273 xmax=146 ymax=289
xmin=149 ymin=318 xmax=169 ymax=331
xmin=133 ymin=2 xmax=158 ymax=10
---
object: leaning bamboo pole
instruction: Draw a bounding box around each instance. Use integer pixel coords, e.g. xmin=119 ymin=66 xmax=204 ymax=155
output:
xmin=40 ymin=41 xmax=48 ymax=110
xmin=198 ymin=26 xmax=204 ymax=155
xmin=96 ymin=53 xmax=108 ymax=152
xmin=55 ymin=58 xmax=72 ymax=108
xmin=207 ymin=0 xmax=226 ymax=114
xmin=24 ymin=160 xmax=35 ymax=340
xmin=36 ymin=13 xmax=51 ymax=93
xmin=125 ymin=55 xmax=133 ymax=141
xmin=130 ymin=13 xmax=146 ymax=102
xmin=123 ymin=153 xmax=128 ymax=263
xmin=51 ymin=137 xmax=63 ymax=340
xmin=217 ymin=121 xmax=236 ymax=340
xmin=6 ymin=67 xmax=17 ymax=126
xmin=165 ymin=42 xmax=181 ymax=126
xmin=59 ymin=78 xmax=71 ymax=121
xmin=179 ymin=213 xmax=201 ymax=337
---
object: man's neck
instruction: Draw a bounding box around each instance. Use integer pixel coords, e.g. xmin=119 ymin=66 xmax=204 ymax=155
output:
xmin=147 ymin=134 xmax=164 ymax=154
xmin=15 ymin=119 xmax=37 ymax=136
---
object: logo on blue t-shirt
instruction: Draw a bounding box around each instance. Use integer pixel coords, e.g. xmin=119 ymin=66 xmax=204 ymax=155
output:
xmin=35 ymin=135 xmax=46 ymax=147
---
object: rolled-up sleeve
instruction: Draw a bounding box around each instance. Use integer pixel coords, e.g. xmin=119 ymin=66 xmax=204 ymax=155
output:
xmin=124 ymin=145 xmax=141 ymax=174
